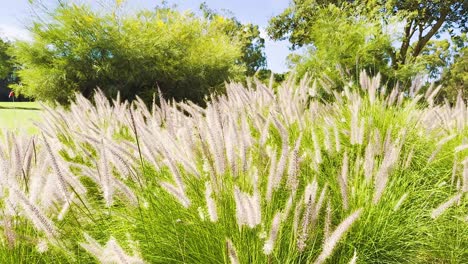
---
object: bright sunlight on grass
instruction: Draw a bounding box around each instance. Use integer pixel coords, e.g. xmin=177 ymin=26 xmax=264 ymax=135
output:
xmin=0 ymin=102 xmax=42 ymax=133
xmin=0 ymin=74 xmax=466 ymax=263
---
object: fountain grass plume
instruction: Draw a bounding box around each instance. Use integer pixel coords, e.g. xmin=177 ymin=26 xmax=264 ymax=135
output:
xmin=1 ymin=72 xmax=468 ymax=263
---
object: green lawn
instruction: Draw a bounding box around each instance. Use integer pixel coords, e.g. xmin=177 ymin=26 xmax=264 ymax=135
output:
xmin=0 ymin=102 xmax=42 ymax=134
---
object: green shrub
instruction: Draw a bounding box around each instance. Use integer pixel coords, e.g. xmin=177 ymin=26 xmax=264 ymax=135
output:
xmin=10 ymin=4 xmax=245 ymax=105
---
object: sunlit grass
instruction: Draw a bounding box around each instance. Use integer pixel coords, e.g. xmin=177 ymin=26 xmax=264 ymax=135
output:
xmin=0 ymin=74 xmax=467 ymax=263
xmin=0 ymin=102 xmax=42 ymax=134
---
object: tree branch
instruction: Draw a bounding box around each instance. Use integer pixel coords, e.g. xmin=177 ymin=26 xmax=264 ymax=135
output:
xmin=412 ymin=9 xmax=449 ymax=58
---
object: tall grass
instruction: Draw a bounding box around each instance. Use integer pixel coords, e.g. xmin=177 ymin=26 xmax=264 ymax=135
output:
xmin=0 ymin=72 xmax=467 ymax=263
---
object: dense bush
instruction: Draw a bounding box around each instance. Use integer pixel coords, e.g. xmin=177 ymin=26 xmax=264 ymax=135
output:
xmin=10 ymin=4 xmax=248 ymax=105
xmin=0 ymin=73 xmax=467 ymax=263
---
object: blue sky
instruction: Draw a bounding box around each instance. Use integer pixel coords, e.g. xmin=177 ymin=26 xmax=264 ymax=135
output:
xmin=0 ymin=0 xmax=292 ymax=72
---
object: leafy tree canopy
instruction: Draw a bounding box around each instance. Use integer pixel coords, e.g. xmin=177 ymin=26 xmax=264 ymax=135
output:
xmin=438 ymin=33 xmax=468 ymax=101
xmin=10 ymin=1 xmax=255 ymax=105
xmin=200 ymin=2 xmax=267 ymax=76
xmin=0 ymin=38 xmax=19 ymax=101
xmin=267 ymin=0 xmax=467 ymax=89
xmin=0 ymin=38 xmax=13 ymax=79
xmin=284 ymin=4 xmax=393 ymax=84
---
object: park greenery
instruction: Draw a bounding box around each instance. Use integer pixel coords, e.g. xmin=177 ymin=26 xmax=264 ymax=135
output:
xmin=9 ymin=3 xmax=258 ymax=105
xmin=267 ymin=0 xmax=467 ymax=100
xmin=0 ymin=0 xmax=467 ymax=263
xmin=0 ymin=102 xmax=41 ymax=133
xmin=0 ymin=0 xmax=465 ymax=104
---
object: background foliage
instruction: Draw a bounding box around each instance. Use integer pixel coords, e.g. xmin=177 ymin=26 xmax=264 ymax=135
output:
xmin=267 ymin=0 xmax=467 ymax=98
xmin=1 ymin=0 xmax=466 ymax=103
xmin=10 ymin=2 xmax=267 ymax=104
xmin=0 ymin=39 xmax=18 ymax=101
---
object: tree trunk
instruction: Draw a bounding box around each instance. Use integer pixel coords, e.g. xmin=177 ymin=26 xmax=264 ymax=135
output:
xmin=397 ymin=19 xmax=414 ymax=67
xmin=412 ymin=9 xmax=449 ymax=58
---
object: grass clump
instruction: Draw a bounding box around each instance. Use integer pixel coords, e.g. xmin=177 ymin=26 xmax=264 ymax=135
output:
xmin=0 ymin=72 xmax=467 ymax=263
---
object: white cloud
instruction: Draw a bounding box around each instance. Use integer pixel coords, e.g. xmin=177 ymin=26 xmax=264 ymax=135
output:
xmin=0 ymin=23 xmax=32 ymax=42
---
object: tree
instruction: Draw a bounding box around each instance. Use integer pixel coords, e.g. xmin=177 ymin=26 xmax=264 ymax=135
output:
xmin=254 ymin=69 xmax=287 ymax=88
xmin=384 ymin=0 xmax=467 ymax=71
xmin=200 ymin=2 xmax=267 ymax=76
xmin=0 ymin=38 xmax=12 ymax=80
xmin=437 ymin=34 xmax=467 ymax=101
xmin=440 ymin=49 xmax=467 ymax=101
xmin=10 ymin=3 xmax=245 ymax=105
xmin=237 ymin=23 xmax=267 ymax=76
xmin=287 ymin=4 xmax=392 ymax=86
xmin=268 ymin=0 xmax=467 ymax=86
xmin=0 ymin=38 xmax=18 ymax=101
